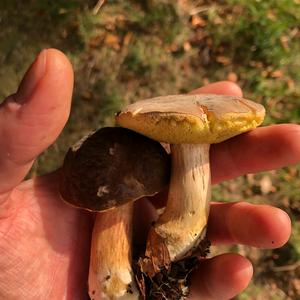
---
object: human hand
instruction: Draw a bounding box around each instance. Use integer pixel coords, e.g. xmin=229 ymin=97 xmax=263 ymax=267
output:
xmin=0 ymin=50 xmax=298 ymax=299
xmin=0 ymin=49 xmax=92 ymax=299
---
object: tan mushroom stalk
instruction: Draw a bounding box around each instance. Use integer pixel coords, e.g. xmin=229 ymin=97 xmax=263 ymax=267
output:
xmin=89 ymin=203 xmax=136 ymax=300
xmin=60 ymin=127 xmax=170 ymax=300
xmin=155 ymin=142 xmax=211 ymax=262
xmin=116 ymin=94 xmax=265 ymax=294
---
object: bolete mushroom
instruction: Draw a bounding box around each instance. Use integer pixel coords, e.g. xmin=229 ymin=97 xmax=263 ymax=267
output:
xmin=60 ymin=127 xmax=170 ymax=299
xmin=116 ymin=94 xmax=265 ymax=298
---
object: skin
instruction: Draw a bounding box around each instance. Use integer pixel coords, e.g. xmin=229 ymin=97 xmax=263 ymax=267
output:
xmin=0 ymin=49 xmax=298 ymax=300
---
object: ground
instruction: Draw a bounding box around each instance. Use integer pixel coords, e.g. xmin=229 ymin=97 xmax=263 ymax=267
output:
xmin=0 ymin=0 xmax=299 ymax=299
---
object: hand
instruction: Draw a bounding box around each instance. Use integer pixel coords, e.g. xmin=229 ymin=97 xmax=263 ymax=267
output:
xmin=0 ymin=49 xmax=92 ymax=299
xmin=0 ymin=50 xmax=298 ymax=300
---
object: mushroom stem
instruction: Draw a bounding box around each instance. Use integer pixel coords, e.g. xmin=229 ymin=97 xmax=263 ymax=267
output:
xmin=153 ymin=143 xmax=211 ymax=262
xmin=88 ymin=203 xmax=139 ymax=300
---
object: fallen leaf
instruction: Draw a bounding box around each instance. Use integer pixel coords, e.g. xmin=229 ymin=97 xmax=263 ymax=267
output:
xmin=216 ymin=56 xmax=231 ymax=65
xmin=81 ymin=91 xmax=92 ymax=99
xmin=123 ymin=32 xmax=132 ymax=47
xmin=139 ymin=228 xmax=171 ymax=278
xmin=287 ymin=78 xmax=295 ymax=90
xmin=61 ymin=29 xmax=68 ymax=38
xmin=89 ymin=34 xmax=104 ymax=48
xmin=270 ymin=70 xmax=283 ymax=78
xmin=267 ymin=10 xmax=276 ymax=20
xmin=206 ymin=37 xmax=213 ymax=47
xmin=213 ymin=15 xmax=223 ymax=25
xmin=202 ymin=78 xmax=210 ymax=86
xmin=227 ymin=72 xmax=238 ymax=82
xmin=249 ymin=61 xmax=263 ymax=68
xmin=280 ymin=35 xmax=290 ymax=51
xmin=292 ymin=278 xmax=300 ymax=295
xmin=104 ymin=33 xmax=120 ymax=50
xmin=183 ymin=41 xmax=191 ymax=51
xmin=260 ymin=175 xmax=276 ymax=194
xmin=247 ymin=174 xmax=255 ymax=186
xmin=191 ymin=15 xmax=207 ymax=27
xmin=165 ymin=43 xmax=178 ymax=53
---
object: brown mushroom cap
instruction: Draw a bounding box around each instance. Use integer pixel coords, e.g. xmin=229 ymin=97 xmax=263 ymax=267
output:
xmin=60 ymin=127 xmax=170 ymax=212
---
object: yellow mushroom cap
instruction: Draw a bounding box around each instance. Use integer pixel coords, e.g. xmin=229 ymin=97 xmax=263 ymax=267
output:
xmin=116 ymin=94 xmax=265 ymax=144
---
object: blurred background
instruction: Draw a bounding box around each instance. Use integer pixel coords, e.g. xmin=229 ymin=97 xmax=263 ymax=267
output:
xmin=0 ymin=0 xmax=299 ymax=298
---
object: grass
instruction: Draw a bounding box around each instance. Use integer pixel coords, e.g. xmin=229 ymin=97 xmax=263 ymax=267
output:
xmin=0 ymin=0 xmax=300 ymax=298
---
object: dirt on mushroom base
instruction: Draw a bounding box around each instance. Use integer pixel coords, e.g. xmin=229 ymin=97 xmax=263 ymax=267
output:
xmin=134 ymin=237 xmax=211 ymax=299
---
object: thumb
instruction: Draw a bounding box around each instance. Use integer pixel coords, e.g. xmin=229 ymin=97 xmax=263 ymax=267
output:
xmin=0 ymin=48 xmax=73 ymax=198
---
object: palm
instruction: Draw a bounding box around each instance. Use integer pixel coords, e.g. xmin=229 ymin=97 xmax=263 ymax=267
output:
xmin=0 ymin=173 xmax=92 ymax=299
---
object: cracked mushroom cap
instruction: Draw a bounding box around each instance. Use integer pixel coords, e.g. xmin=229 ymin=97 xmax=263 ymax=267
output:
xmin=60 ymin=127 xmax=170 ymax=211
xmin=116 ymin=94 xmax=265 ymax=144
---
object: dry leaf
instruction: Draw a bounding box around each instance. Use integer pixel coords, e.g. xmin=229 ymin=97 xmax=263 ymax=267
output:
xmin=249 ymin=61 xmax=263 ymax=68
xmin=292 ymin=278 xmax=300 ymax=295
xmin=139 ymin=228 xmax=171 ymax=278
xmin=191 ymin=15 xmax=207 ymax=27
xmin=270 ymin=70 xmax=283 ymax=78
xmin=202 ymin=78 xmax=210 ymax=86
xmin=213 ymin=15 xmax=223 ymax=25
xmin=206 ymin=37 xmax=213 ymax=47
xmin=280 ymin=35 xmax=290 ymax=51
xmin=287 ymin=78 xmax=295 ymax=90
xmin=81 ymin=91 xmax=92 ymax=99
xmin=227 ymin=72 xmax=238 ymax=82
xmin=267 ymin=10 xmax=276 ymax=20
xmin=165 ymin=43 xmax=178 ymax=53
xmin=104 ymin=33 xmax=120 ymax=50
xmin=123 ymin=32 xmax=132 ymax=47
xmin=183 ymin=41 xmax=191 ymax=51
xmin=260 ymin=175 xmax=276 ymax=194
xmin=61 ymin=29 xmax=68 ymax=38
xmin=216 ymin=56 xmax=231 ymax=65
xmin=247 ymin=174 xmax=255 ymax=186
xmin=89 ymin=35 xmax=104 ymax=48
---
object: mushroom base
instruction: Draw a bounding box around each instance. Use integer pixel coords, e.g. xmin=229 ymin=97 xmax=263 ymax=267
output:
xmin=135 ymin=238 xmax=211 ymax=300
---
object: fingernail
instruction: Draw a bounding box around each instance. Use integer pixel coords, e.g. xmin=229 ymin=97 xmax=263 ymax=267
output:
xmin=15 ymin=50 xmax=47 ymax=103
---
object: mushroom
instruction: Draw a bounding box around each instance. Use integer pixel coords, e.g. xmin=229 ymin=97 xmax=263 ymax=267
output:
xmin=116 ymin=94 xmax=265 ymax=297
xmin=60 ymin=127 xmax=170 ymax=299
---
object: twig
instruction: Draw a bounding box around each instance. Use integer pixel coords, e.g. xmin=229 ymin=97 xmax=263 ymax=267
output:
xmin=189 ymin=4 xmax=221 ymax=16
xmin=92 ymin=0 xmax=105 ymax=15
xmin=271 ymin=261 xmax=300 ymax=272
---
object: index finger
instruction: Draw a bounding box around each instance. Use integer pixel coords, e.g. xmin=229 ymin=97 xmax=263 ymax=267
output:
xmin=211 ymin=124 xmax=300 ymax=184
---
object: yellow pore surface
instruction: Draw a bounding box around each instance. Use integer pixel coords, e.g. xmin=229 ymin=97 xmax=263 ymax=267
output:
xmin=116 ymin=94 xmax=265 ymax=144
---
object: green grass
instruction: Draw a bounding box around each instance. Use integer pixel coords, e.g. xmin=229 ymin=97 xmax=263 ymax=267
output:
xmin=1 ymin=0 xmax=300 ymax=298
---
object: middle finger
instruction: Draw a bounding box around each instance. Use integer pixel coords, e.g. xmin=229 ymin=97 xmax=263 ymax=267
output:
xmin=207 ymin=201 xmax=291 ymax=248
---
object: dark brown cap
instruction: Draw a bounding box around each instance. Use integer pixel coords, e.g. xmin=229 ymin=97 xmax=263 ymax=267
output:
xmin=60 ymin=127 xmax=170 ymax=211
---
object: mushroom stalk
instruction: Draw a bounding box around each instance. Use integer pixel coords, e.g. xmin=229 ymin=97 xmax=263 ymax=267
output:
xmin=88 ymin=203 xmax=139 ymax=300
xmin=151 ymin=143 xmax=211 ymax=262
